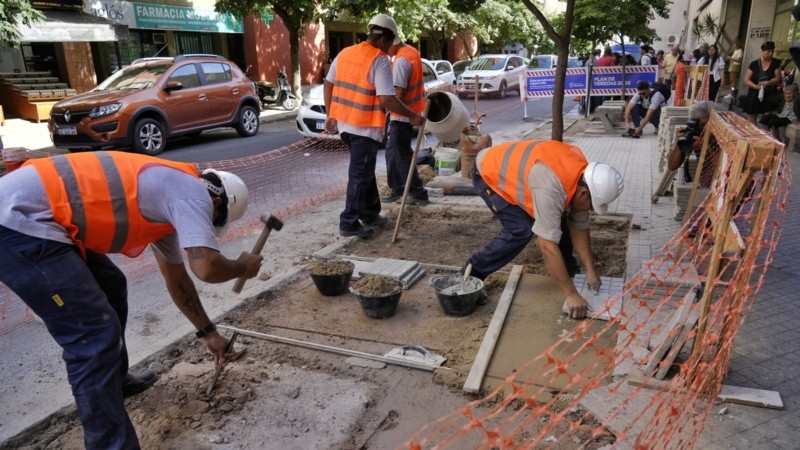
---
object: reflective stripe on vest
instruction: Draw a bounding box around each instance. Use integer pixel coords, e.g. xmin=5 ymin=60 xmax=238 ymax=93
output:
xmin=25 ymin=151 xmax=199 ymax=258
xmin=329 ymin=42 xmax=387 ymax=128
xmin=390 ymin=46 xmax=425 ymax=120
xmin=478 ymin=140 xmax=588 ymax=217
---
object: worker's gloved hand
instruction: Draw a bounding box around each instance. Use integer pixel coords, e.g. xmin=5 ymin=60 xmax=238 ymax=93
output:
xmin=564 ymin=292 xmax=589 ymax=320
xmin=203 ymin=331 xmax=236 ymax=367
xmin=237 ymin=252 xmax=263 ymax=279
xmin=585 ymin=271 xmax=602 ymax=295
xmin=410 ymin=114 xmax=425 ymax=127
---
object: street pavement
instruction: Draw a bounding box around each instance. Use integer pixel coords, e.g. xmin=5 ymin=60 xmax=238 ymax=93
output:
xmin=0 ymin=106 xmax=798 ymax=447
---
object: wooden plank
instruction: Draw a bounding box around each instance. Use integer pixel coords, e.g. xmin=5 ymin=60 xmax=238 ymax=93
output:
xmin=628 ymin=369 xmax=676 ymax=392
xmin=642 ymin=288 xmax=698 ymax=376
xmin=654 ymin=305 xmax=700 ymax=380
xmin=463 ymin=265 xmax=523 ymax=394
xmin=719 ymin=385 xmax=784 ymax=410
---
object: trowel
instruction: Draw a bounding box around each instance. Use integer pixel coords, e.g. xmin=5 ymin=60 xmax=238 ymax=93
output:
xmin=383 ymin=345 xmax=447 ymax=367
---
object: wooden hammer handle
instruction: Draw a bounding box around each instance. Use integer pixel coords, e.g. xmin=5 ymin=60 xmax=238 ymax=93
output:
xmin=231 ymin=226 xmax=274 ymax=293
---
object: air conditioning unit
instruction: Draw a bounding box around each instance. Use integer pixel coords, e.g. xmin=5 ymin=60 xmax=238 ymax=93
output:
xmin=666 ymin=34 xmax=679 ymax=45
xmin=152 ymin=33 xmax=166 ymax=45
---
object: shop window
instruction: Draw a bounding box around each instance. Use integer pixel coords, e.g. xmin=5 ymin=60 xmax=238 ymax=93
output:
xmin=175 ymin=32 xmax=214 ymax=55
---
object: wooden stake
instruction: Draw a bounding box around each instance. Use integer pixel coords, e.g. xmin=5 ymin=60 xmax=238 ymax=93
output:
xmin=391 ymin=99 xmax=431 ymax=244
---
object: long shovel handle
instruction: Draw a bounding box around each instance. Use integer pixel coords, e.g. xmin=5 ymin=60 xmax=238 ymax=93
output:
xmin=392 ymin=99 xmax=431 ymax=244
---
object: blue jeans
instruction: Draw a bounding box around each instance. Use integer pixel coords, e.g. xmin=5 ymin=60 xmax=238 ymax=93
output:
xmin=340 ymin=132 xmax=382 ymax=231
xmin=631 ymin=104 xmax=661 ymax=129
xmin=385 ymin=121 xmax=428 ymax=200
xmin=466 ymin=168 xmax=577 ymax=280
xmin=0 ymin=225 xmax=139 ymax=449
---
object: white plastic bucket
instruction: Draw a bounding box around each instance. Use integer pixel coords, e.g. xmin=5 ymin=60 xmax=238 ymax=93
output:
xmin=434 ymin=147 xmax=460 ymax=176
xmin=425 ymin=91 xmax=469 ymax=143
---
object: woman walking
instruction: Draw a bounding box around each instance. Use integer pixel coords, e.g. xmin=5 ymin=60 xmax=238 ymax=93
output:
xmin=742 ymin=41 xmax=783 ymax=123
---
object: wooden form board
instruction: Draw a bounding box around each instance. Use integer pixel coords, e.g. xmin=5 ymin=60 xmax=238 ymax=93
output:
xmin=629 ymin=373 xmax=784 ymax=410
xmin=642 ymin=288 xmax=698 ymax=377
xmin=463 ymin=265 xmax=523 ymax=394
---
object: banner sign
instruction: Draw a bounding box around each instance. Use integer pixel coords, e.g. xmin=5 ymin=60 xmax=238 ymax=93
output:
xmin=85 ymin=1 xmax=243 ymax=33
xmin=522 ymin=66 xmax=658 ymax=99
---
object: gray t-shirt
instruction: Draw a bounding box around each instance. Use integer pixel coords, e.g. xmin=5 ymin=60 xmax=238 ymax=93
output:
xmin=0 ymin=165 xmax=219 ymax=264
xmin=390 ymin=55 xmax=413 ymax=123
xmin=476 ymin=150 xmax=590 ymax=243
xmin=326 ymin=49 xmax=395 ymax=142
xmin=628 ymin=90 xmax=666 ymax=111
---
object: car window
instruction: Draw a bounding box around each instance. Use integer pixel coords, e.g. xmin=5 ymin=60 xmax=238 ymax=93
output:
xmin=567 ymin=58 xmax=583 ymax=68
xmin=510 ymin=57 xmax=523 ymax=69
xmin=201 ymin=62 xmax=232 ymax=85
xmin=436 ymin=62 xmax=450 ymax=73
xmin=421 ymin=62 xmax=437 ymax=83
xmin=168 ymin=64 xmax=201 ymax=88
xmin=97 ymin=64 xmax=168 ymax=91
xmin=470 ymin=57 xmax=507 ymax=71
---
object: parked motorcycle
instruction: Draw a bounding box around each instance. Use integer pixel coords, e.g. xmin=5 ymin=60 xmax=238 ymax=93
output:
xmin=249 ymin=67 xmax=298 ymax=111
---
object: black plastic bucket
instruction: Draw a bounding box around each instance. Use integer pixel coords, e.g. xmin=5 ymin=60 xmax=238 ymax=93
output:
xmin=430 ymin=275 xmax=483 ymax=317
xmin=310 ymin=271 xmax=353 ymax=296
xmin=350 ymin=279 xmax=403 ymax=319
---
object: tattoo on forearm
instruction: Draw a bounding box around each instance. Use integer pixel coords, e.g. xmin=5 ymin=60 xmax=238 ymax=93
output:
xmin=177 ymin=282 xmax=202 ymax=318
xmin=187 ymin=248 xmax=204 ymax=260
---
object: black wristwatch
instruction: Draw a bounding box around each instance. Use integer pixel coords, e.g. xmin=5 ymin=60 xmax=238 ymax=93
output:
xmin=195 ymin=323 xmax=216 ymax=339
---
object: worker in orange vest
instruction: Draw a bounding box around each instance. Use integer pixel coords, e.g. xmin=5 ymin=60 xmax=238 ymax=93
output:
xmin=324 ymin=14 xmax=425 ymax=238
xmin=0 ymin=151 xmax=263 ymax=449
xmin=381 ymin=39 xmax=429 ymax=206
xmin=466 ymin=140 xmax=624 ymax=319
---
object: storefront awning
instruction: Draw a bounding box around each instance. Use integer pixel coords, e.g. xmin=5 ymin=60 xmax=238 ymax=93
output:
xmin=16 ymin=10 xmax=129 ymax=42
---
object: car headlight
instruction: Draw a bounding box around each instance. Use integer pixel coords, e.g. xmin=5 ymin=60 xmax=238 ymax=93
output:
xmin=89 ymin=103 xmax=122 ymax=119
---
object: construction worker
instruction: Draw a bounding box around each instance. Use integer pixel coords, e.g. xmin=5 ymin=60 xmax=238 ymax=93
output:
xmin=381 ymin=38 xmax=429 ymax=206
xmin=0 ymin=151 xmax=263 ymax=449
xmin=324 ymin=13 xmax=425 ymax=238
xmin=465 ymin=140 xmax=624 ymax=319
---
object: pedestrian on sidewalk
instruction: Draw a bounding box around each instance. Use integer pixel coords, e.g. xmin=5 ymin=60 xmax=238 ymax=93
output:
xmin=699 ymin=44 xmax=725 ymax=101
xmin=725 ymin=39 xmax=743 ymax=97
xmin=0 ymin=151 xmax=263 ymax=449
xmin=622 ymin=80 xmax=668 ymax=137
xmin=742 ymin=41 xmax=782 ymax=124
xmin=381 ymin=39 xmax=429 ymax=206
xmin=324 ymin=13 xmax=424 ymax=239
xmin=463 ymin=140 xmax=624 ymax=319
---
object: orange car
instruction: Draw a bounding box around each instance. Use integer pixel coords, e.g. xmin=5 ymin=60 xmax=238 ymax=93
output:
xmin=49 ymin=54 xmax=261 ymax=155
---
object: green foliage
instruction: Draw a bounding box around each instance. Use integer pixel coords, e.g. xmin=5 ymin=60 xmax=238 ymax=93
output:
xmin=572 ymin=0 xmax=670 ymax=47
xmin=692 ymin=13 xmax=723 ymax=47
xmin=0 ymin=0 xmax=44 ymax=48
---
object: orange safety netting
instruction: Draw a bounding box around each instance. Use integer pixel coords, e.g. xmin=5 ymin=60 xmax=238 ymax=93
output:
xmin=403 ymin=112 xmax=790 ymax=449
xmin=0 ymin=138 xmax=350 ymax=334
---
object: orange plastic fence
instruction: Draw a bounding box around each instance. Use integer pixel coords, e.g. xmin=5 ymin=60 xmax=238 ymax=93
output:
xmin=0 ymin=138 xmax=350 ymax=334
xmin=404 ymin=112 xmax=790 ymax=448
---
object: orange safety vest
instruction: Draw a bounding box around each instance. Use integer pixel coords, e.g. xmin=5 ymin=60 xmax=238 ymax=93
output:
xmin=478 ymin=140 xmax=588 ymax=217
xmin=329 ymin=42 xmax=387 ymax=128
xmin=390 ymin=45 xmax=425 ymax=120
xmin=24 ymin=151 xmax=199 ymax=258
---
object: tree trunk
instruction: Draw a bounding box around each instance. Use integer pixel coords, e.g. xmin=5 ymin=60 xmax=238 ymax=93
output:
xmin=288 ymin=25 xmax=301 ymax=97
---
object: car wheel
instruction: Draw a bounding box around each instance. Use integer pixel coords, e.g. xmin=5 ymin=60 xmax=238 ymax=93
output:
xmin=282 ymin=96 xmax=297 ymax=111
xmin=235 ymin=105 xmax=260 ymax=137
xmin=498 ymin=81 xmax=507 ymax=98
xmin=133 ymin=118 xmax=166 ymax=156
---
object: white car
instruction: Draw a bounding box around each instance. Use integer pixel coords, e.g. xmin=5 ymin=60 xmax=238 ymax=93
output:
xmin=456 ymin=54 xmax=527 ymax=98
xmin=296 ymin=59 xmax=448 ymax=139
xmin=428 ymin=59 xmax=456 ymax=86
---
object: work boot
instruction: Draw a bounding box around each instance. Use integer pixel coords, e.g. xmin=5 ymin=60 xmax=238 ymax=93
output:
xmin=403 ymin=196 xmax=429 ymax=206
xmin=339 ymin=225 xmax=374 ymax=239
xmin=362 ymin=215 xmax=388 ymax=227
xmin=122 ymin=370 xmax=158 ymax=398
xmin=380 ymin=192 xmax=402 ymax=203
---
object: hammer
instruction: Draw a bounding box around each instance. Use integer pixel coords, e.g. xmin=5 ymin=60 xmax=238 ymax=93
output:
xmin=232 ymin=213 xmax=283 ymax=293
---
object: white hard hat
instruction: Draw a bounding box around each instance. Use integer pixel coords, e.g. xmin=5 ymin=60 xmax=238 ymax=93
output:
xmin=583 ymin=163 xmax=624 ymax=215
xmin=202 ymin=168 xmax=248 ymax=234
xmin=368 ymin=13 xmax=402 ymax=45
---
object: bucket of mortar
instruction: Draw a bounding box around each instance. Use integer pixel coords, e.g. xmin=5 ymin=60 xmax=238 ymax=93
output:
xmin=430 ymin=275 xmax=483 ymax=317
xmin=307 ymin=260 xmax=354 ymax=296
xmin=425 ymin=91 xmax=469 ymax=143
xmin=350 ymin=277 xmax=403 ymax=319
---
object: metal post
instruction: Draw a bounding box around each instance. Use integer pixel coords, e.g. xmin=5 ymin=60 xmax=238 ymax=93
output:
xmin=585 ymin=61 xmax=594 ymax=118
